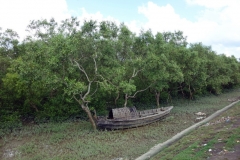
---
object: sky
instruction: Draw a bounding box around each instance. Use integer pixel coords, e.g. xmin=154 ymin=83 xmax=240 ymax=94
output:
xmin=0 ymin=0 xmax=239 ymax=59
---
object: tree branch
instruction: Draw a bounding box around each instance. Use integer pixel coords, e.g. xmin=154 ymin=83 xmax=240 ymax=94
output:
xmin=93 ymin=56 xmax=98 ymax=73
xmin=90 ymin=82 xmax=98 ymax=97
xmin=82 ymin=81 xmax=92 ymax=100
xmin=73 ymin=59 xmax=91 ymax=83
xmin=98 ymin=74 xmax=117 ymax=87
xmin=127 ymin=84 xmax=152 ymax=99
xmin=131 ymin=68 xmax=142 ymax=78
xmin=73 ymin=95 xmax=81 ymax=105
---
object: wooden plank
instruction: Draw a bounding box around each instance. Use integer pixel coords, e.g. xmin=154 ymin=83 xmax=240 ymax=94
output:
xmin=97 ymin=106 xmax=173 ymax=129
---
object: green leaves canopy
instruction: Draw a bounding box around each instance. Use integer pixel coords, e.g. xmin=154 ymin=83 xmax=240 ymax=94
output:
xmin=0 ymin=18 xmax=240 ymax=128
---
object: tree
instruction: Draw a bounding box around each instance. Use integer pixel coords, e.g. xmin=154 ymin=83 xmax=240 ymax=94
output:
xmin=177 ymin=48 xmax=207 ymax=99
xmin=149 ymin=33 xmax=183 ymax=106
xmin=3 ymin=18 xmax=102 ymax=129
xmin=0 ymin=28 xmax=20 ymax=58
xmin=162 ymin=30 xmax=187 ymax=47
xmin=63 ymin=20 xmax=103 ymax=129
xmin=2 ymin=18 xmax=240 ymax=130
xmin=99 ymin=24 xmax=152 ymax=107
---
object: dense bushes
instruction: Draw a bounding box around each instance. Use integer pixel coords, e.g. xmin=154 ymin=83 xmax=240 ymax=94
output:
xmin=0 ymin=18 xmax=240 ymax=129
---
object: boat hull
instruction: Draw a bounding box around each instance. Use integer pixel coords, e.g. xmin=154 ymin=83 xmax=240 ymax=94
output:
xmin=97 ymin=106 xmax=173 ymax=129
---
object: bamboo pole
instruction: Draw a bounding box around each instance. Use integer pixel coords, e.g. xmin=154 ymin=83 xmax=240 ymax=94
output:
xmin=135 ymin=100 xmax=240 ymax=160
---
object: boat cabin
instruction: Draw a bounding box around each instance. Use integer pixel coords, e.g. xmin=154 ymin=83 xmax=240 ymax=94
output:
xmin=108 ymin=106 xmax=138 ymax=119
xmin=107 ymin=106 xmax=163 ymax=120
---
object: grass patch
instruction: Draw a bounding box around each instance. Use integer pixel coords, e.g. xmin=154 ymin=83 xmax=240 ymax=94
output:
xmin=153 ymin=95 xmax=240 ymax=160
xmin=225 ymin=128 xmax=240 ymax=150
xmin=1 ymin=89 xmax=240 ymax=160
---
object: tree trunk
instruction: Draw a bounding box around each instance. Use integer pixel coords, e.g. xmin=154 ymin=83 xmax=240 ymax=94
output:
xmin=93 ymin=109 xmax=97 ymax=121
xmin=155 ymin=91 xmax=160 ymax=108
xmin=30 ymin=102 xmax=39 ymax=112
xmin=82 ymin=105 xmax=97 ymax=130
xmin=114 ymin=92 xmax=120 ymax=106
xmin=180 ymin=84 xmax=185 ymax=98
xmin=167 ymin=91 xmax=172 ymax=103
xmin=189 ymin=85 xmax=193 ymax=99
xmin=124 ymin=94 xmax=128 ymax=107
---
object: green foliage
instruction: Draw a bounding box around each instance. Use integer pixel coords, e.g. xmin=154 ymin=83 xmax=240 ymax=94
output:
xmin=0 ymin=110 xmax=22 ymax=137
xmin=36 ymin=96 xmax=81 ymax=122
xmin=64 ymin=78 xmax=87 ymax=96
xmin=0 ymin=18 xmax=240 ymax=128
xmin=0 ymin=28 xmax=20 ymax=58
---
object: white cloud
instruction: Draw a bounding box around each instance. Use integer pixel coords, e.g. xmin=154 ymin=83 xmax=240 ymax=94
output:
xmin=73 ymin=3 xmax=240 ymax=58
xmin=76 ymin=8 xmax=121 ymax=26
xmin=138 ymin=1 xmax=240 ymax=58
xmin=75 ymin=8 xmax=142 ymax=35
xmin=125 ymin=20 xmax=142 ymax=35
xmin=77 ymin=8 xmax=105 ymax=22
xmin=1 ymin=0 xmax=239 ymax=58
xmin=185 ymin=0 xmax=239 ymax=9
xmin=138 ymin=2 xmax=216 ymax=42
xmin=78 ymin=8 xmax=119 ymax=23
xmin=0 ymin=0 xmax=70 ymax=39
xmin=138 ymin=3 xmax=188 ymax=32
xmin=212 ymin=44 xmax=240 ymax=58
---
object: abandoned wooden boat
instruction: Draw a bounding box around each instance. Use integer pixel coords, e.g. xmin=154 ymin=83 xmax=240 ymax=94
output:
xmin=97 ymin=106 xmax=173 ymax=129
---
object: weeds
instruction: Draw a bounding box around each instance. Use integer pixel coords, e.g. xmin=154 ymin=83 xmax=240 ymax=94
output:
xmin=153 ymin=93 xmax=240 ymax=160
xmin=225 ymin=128 xmax=240 ymax=150
xmin=1 ymin=89 xmax=240 ymax=160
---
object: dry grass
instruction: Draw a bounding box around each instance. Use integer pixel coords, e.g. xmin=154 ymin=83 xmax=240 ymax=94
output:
xmin=1 ymin=89 xmax=240 ymax=160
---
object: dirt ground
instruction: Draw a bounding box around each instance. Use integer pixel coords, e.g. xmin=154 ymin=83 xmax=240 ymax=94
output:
xmin=208 ymin=117 xmax=240 ymax=160
xmin=152 ymin=100 xmax=240 ymax=160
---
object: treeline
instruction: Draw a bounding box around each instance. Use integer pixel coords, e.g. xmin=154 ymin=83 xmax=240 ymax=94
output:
xmin=0 ymin=17 xmax=240 ymax=129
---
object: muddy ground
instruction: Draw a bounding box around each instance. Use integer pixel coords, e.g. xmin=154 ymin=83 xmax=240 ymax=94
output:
xmin=153 ymin=100 xmax=240 ymax=160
